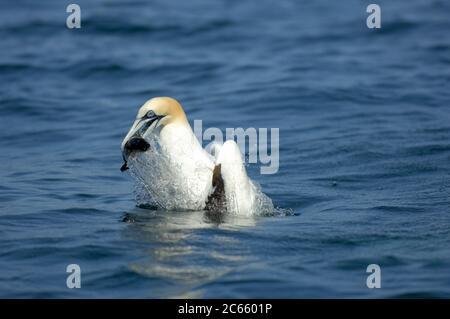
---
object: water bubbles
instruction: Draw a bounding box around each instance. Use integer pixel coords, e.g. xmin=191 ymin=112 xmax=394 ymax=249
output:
xmin=127 ymin=135 xmax=281 ymax=217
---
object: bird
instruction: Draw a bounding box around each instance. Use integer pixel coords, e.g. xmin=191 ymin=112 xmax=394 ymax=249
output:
xmin=120 ymin=97 xmax=273 ymax=216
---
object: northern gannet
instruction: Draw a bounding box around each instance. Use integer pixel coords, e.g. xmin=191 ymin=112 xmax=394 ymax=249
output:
xmin=121 ymin=97 xmax=273 ymax=216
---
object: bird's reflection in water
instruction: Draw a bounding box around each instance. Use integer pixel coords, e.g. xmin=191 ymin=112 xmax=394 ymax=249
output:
xmin=121 ymin=207 xmax=257 ymax=297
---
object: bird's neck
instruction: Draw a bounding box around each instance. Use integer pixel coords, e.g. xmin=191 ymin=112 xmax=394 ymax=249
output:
xmin=160 ymin=122 xmax=203 ymax=154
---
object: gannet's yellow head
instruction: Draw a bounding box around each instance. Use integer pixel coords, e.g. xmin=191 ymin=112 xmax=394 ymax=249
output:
xmin=120 ymin=97 xmax=188 ymax=171
xmin=136 ymin=97 xmax=188 ymax=125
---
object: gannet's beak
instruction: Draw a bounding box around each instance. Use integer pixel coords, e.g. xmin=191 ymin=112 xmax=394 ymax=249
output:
xmin=120 ymin=114 xmax=165 ymax=172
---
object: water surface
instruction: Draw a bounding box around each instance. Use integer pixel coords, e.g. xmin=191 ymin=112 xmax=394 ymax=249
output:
xmin=1 ymin=0 xmax=450 ymax=298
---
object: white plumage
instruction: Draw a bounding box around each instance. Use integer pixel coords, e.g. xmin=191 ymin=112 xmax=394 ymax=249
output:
xmin=121 ymin=97 xmax=273 ymax=216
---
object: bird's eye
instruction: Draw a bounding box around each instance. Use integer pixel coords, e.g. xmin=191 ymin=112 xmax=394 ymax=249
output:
xmin=146 ymin=110 xmax=156 ymax=119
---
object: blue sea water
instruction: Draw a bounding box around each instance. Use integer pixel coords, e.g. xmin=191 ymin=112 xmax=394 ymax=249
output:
xmin=1 ymin=0 xmax=450 ymax=298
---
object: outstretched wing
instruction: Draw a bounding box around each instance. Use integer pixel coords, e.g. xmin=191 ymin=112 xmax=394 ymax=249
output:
xmin=206 ymin=140 xmax=258 ymax=215
xmin=205 ymin=164 xmax=226 ymax=211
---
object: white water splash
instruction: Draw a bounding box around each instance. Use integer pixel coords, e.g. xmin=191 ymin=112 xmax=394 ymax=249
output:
xmin=127 ymin=135 xmax=277 ymax=216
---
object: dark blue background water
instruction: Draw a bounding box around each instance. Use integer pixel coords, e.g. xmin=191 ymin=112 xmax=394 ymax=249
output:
xmin=1 ymin=0 xmax=449 ymax=298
